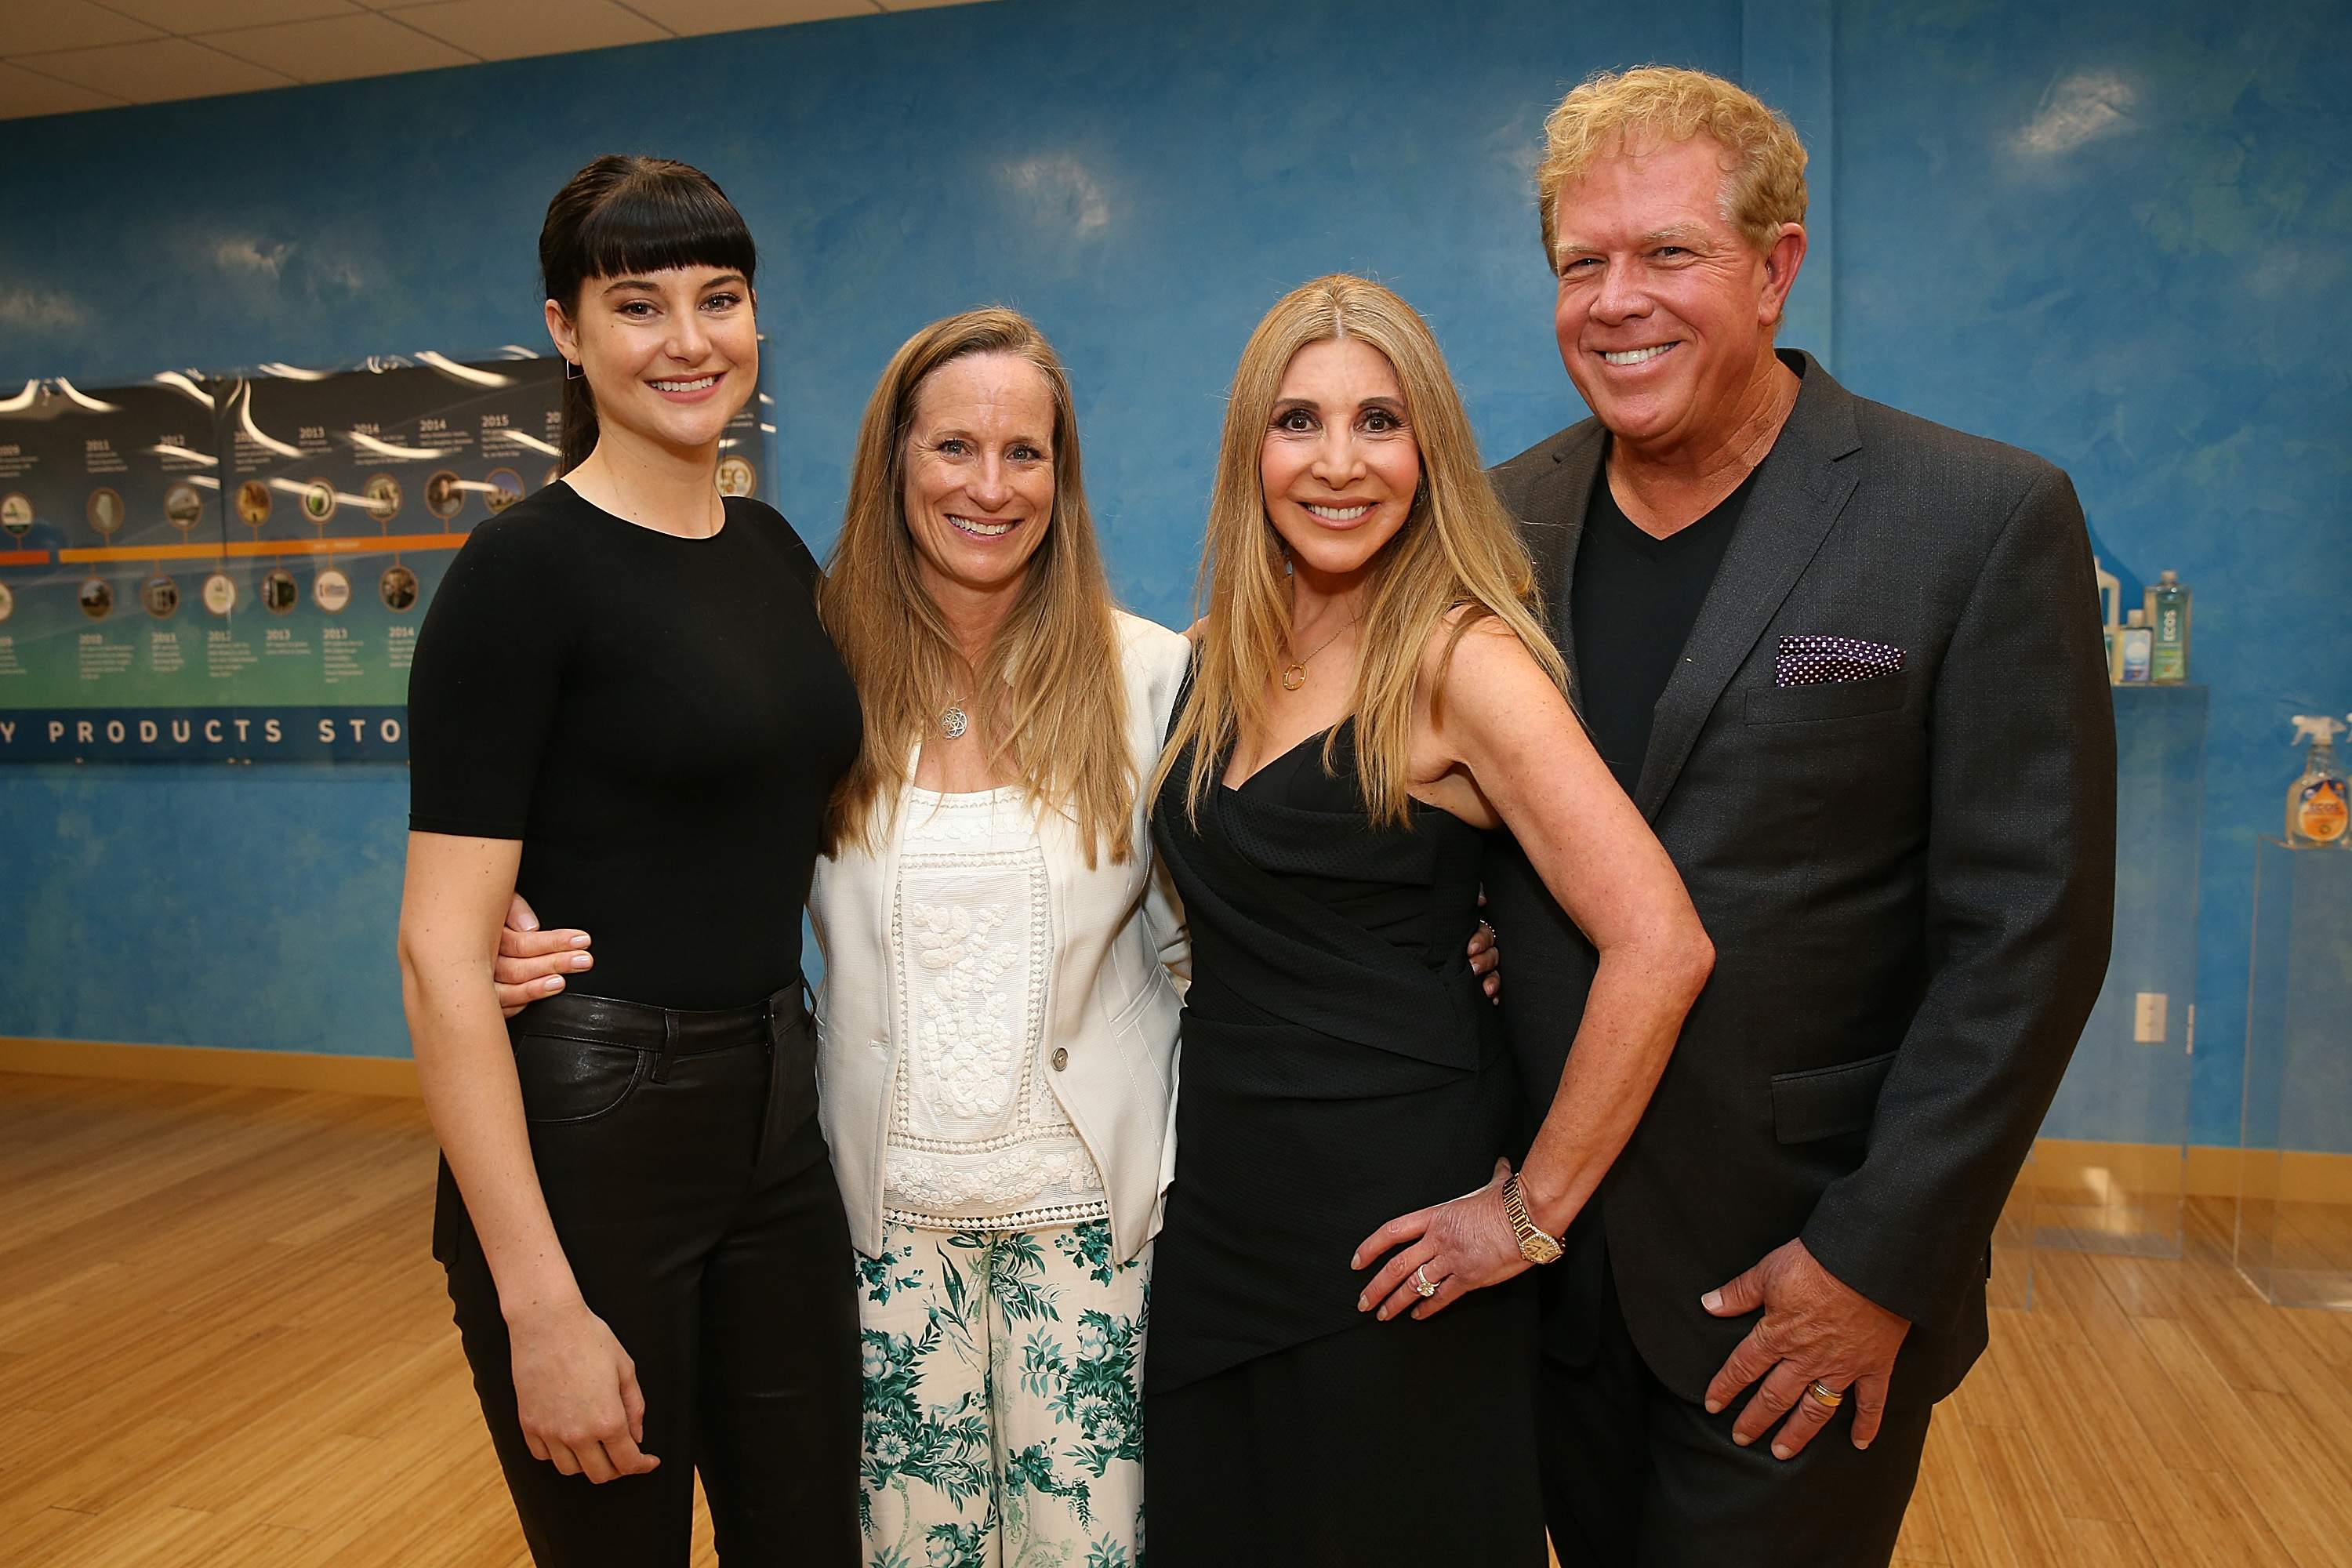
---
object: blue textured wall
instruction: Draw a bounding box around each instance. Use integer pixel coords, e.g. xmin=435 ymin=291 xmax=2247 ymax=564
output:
xmin=2 ymin=0 xmax=2347 ymax=1149
xmin=1832 ymin=0 xmax=2352 ymax=1148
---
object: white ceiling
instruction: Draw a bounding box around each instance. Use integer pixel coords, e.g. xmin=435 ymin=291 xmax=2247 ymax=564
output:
xmin=0 ymin=0 xmax=993 ymax=120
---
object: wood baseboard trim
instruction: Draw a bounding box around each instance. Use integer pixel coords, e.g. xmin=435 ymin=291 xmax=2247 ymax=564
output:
xmin=2 ymin=1051 xmax=2347 ymax=1200
xmin=2029 ymin=1137 xmax=2352 ymax=1204
xmin=0 ymin=1037 xmax=419 ymax=1098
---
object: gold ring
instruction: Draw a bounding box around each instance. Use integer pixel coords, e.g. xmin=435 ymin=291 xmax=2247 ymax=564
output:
xmin=1806 ymin=1379 xmax=1844 ymax=1410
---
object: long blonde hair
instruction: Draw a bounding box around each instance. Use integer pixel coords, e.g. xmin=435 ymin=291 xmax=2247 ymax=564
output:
xmin=822 ymin=309 xmax=1133 ymax=865
xmin=1154 ymin=274 xmax=1566 ymax=827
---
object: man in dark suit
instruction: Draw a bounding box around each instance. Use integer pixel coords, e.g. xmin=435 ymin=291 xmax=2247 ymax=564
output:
xmin=1479 ymin=67 xmax=2115 ymax=1564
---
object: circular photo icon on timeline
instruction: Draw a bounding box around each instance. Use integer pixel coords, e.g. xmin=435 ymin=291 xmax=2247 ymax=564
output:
xmin=143 ymin=575 xmax=180 ymax=619
xmin=0 ymin=580 xmax=13 ymax=623
xmin=379 ymin=563 xmax=419 ymax=612
xmin=79 ymin=578 xmax=114 ymax=619
xmin=363 ymin=472 xmax=401 ymax=524
xmin=0 ymin=492 xmax=31 ymax=539
xmin=87 ymin=488 xmax=125 ymax=537
xmin=424 ymin=470 xmax=464 ymax=521
xmin=484 ymin=468 xmax=523 ymax=514
xmin=164 ymin=481 xmax=204 ymax=532
xmin=235 ymin=480 xmax=273 ymax=527
xmin=300 ymin=479 xmax=337 ymax=525
xmin=202 ymin=572 xmax=238 ymax=617
xmin=314 ymin=567 xmax=351 ymax=614
xmin=260 ymin=568 xmax=299 ymax=615
xmin=716 ymin=456 xmax=756 ymax=499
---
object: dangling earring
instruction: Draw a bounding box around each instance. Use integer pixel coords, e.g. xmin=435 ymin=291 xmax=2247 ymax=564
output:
xmin=564 ymin=358 xmax=582 ymax=380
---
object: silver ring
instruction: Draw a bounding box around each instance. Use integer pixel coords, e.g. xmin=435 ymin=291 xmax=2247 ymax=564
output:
xmin=1414 ymin=1264 xmax=1439 ymax=1298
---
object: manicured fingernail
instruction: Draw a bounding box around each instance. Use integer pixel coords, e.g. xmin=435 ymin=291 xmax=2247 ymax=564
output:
xmin=544 ymin=977 xmax=564 ymax=992
xmin=571 ymin=953 xmax=592 ymax=970
xmin=519 ymin=916 xmax=539 ymax=931
xmin=568 ymin=933 xmax=590 ymax=947
xmin=1856 ymin=1439 xmax=1872 ymax=1451
xmin=1700 ymin=1290 xmax=1723 ymax=1311
xmin=1349 ymin=1254 xmax=1362 ymax=1269
xmin=1733 ymin=1432 xmax=1751 ymax=1446
xmin=1771 ymin=1445 xmax=1790 ymax=1461
xmin=1356 ymin=1294 xmax=1369 ymax=1312
xmin=1704 ymin=1399 xmax=1722 ymax=1414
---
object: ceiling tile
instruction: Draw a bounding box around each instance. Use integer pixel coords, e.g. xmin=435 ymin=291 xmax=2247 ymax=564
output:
xmin=0 ymin=2 xmax=163 ymax=55
xmin=617 ymin=0 xmax=875 ymax=38
xmin=387 ymin=0 xmax=668 ymax=62
xmin=198 ymin=12 xmax=476 ymax=81
xmin=14 ymin=38 xmax=295 ymax=103
xmin=96 ymin=1 xmax=363 ymax=31
xmin=0 ymin=60 xmax=128 ymax=120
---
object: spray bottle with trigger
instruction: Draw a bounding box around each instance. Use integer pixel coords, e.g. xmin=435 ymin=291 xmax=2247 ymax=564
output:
xmin=2286 ymin=716 xmax=2348 ymax=848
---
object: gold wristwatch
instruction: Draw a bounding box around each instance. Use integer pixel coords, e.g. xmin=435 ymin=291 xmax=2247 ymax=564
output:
xmin=1501 ymin=1171 xmax=1564 ymax=1265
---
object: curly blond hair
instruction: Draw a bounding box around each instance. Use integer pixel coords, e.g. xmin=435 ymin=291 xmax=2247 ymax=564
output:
xmin=1535 ymin=66 xmax=1807 ymax=266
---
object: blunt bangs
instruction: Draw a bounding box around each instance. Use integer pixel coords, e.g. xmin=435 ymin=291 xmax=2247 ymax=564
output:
xmin=546 ymin=160 xmax=757 ymax=304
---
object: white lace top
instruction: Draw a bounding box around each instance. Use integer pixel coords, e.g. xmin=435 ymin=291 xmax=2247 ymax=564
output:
xmin=881 ymin=786 xmax=1110 ymax=1232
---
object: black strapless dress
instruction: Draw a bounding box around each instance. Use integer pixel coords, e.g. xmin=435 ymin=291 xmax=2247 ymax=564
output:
xmin=1144 ymin=717 xmax=1545 ymax=1566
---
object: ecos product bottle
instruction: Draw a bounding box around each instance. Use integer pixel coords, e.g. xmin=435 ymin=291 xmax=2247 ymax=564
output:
xmin=2286 ymin=716 xmax=2348 ymax=848
xmin=2147 ymin=570 xmax=2192 ymax=684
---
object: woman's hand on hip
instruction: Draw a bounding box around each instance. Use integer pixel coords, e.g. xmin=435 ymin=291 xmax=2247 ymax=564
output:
xmin=491 ymin=893 xmax=594 ymax=1017
xmin=506 ymin=1293 xmax=659 ymax=1483
xmin=1350 ymin=1157 xmax=1529 ymax=1321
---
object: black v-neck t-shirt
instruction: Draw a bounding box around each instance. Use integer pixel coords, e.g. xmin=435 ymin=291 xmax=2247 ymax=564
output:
xmin=406 ymin=481 xmax=861 ymax=1009
xmin=1570 ymin=457 xmax=1760 ymax=797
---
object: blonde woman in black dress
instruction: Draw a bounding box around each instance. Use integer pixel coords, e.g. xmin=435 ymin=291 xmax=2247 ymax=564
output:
xmin=1145 ymin=274 xmax=1715 ymax=1565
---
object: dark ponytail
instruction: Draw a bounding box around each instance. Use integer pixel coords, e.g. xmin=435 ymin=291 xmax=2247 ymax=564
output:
xmin=539 ymin=155 xmax=758 ymax=472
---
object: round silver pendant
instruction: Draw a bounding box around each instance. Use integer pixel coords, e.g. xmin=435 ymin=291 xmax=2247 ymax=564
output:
xmin=938 ymin=704 xmax=969 ymax=740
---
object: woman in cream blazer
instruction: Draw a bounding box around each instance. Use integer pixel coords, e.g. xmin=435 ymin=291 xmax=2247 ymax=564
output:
xmin=809 ymin=607 xmax=1192 ymax=1269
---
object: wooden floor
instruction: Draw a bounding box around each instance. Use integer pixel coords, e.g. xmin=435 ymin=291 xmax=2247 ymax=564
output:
xmin=2 ymin=1077 xmax=2350 ymax=1567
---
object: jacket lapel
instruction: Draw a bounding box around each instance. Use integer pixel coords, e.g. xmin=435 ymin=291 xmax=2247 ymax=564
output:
xmin=1525 ymin=423 xmax=1606 ymax=705
xmin=1631 ymin=353 xmax=1864 ymax=821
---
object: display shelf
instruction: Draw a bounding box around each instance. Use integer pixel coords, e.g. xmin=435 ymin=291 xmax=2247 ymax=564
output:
xmin=2031 ymin=684 xmax=2205 ymax=1258
xmin=2235 ymin=838 xmax=2352 ymax=1310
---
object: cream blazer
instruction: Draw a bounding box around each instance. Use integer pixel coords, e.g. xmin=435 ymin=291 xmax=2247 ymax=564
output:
xmin=811 ymin=612 xmax=1192 ymax=1262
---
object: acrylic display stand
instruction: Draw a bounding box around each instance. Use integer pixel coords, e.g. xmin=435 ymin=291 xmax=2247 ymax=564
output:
xmin=2029 ymin=684 xmax=2205 ymax=1258
xmin=2235 ymin=839 xmax=2352 ymax=1310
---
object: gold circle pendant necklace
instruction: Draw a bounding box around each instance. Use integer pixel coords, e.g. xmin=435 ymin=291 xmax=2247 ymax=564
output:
xmin=1281 ymin=614 xmax=1359 ymax=691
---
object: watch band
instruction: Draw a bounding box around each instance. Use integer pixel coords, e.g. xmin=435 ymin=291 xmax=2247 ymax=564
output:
xmin=1502 ymin=1172 xmax=1565 ymax=1265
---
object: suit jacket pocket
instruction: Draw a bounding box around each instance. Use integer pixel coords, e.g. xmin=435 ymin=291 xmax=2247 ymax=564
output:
xmin=1745 ymin=671 xmax=1908 ymax=725
xmin=1769 ymin=1050 xmax=1897 ymax=1144
xmin=510 ymin=1033 xmax=648 ymax=1125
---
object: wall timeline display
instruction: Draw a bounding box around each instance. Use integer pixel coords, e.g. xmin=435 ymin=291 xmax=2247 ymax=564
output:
xmin=0 ymin=354 xmax=768 ymax=762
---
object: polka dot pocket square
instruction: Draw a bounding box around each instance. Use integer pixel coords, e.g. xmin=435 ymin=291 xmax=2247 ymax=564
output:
xmin=1775 ymin=634 xmax=1905 ymax=688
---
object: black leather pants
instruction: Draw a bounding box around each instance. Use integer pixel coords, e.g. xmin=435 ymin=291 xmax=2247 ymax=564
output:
xmin=434 ymin=987 xmax=859 ymax=1566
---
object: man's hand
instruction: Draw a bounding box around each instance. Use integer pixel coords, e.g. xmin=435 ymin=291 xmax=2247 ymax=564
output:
xmin=1702 ymin=1237 xmax=1908 ymax=1458
xmin=492 ymin=894 xmax=593 ymax=1017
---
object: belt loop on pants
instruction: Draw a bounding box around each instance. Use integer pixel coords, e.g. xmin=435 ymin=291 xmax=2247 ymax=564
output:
xmin=651 ymin=1008 xmax=680 ymax=1084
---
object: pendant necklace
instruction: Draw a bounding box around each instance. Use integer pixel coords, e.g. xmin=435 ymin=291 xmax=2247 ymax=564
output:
xmin=1282 ymin=613 xmax=1360 ymax=692
xmin=938 ymin=697 xmax=971 ymax=740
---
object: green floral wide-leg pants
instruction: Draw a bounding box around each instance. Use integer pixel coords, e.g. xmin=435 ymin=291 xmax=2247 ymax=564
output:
xmin=855 ymin=1220 xmax=1149 ymax=1568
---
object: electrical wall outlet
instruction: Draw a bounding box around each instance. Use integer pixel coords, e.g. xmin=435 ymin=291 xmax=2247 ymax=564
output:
xmin=2134 ymin=992 xmax=2168 ymax=1044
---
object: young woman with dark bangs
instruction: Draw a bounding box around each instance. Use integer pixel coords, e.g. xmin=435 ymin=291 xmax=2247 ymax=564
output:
xmin=396 ymin=156 xmax=861 ymax=1565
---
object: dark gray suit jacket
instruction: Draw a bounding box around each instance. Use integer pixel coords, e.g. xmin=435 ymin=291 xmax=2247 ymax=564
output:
xmin=1485 ymin=350 xmax=2115 ymax=1408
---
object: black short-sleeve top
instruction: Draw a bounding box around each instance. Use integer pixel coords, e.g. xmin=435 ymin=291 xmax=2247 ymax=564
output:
xmin=406 ymin=481 xmax=861 ymax=1010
